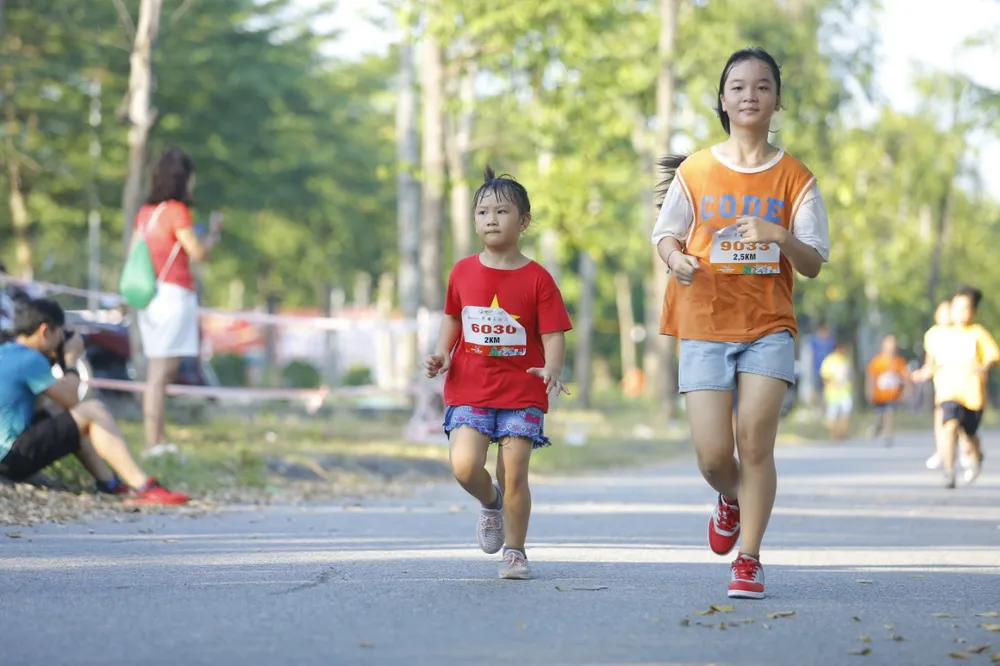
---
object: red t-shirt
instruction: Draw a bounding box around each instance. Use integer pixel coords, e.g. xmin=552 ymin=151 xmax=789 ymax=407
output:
xmin=443 ymin=256 xmax=572 ymax=412
xmin=134 ymin=200 xmax=195 ymax=291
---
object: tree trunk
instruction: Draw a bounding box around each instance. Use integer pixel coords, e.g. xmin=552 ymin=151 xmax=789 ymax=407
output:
xmin=121 ymin=0 xmax=163 ymax=250
xmin=418 ymin=6 xmax=445 ymax=310
xmin=614 ymin=272 xmax=637 ymax=377
xmin=4 ymin=107 xmax=32 ymax=279
xmin=643 ymin=0 xmax=679 ymax=415
xmin=444 ymin=61 xmax=477 ymax=264
xmin=574 ymin=251 xmax=597 ymax=409
xmin=396 ymin=10 xmax=420 ymax=318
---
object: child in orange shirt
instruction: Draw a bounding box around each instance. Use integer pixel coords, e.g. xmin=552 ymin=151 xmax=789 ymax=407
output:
xmin=652 ymin=47 xmax=830 ymax=599
xmin=865 ymin=334 xmax=909 ymax=446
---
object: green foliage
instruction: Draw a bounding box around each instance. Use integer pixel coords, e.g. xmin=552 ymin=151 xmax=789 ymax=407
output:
xmin=343 ymin=364 xmax=374 ymax=387
xmin=210 ymin=353 xmax=248 ymax=387
xmin=281 ymin=359 xmax=322 ymax=389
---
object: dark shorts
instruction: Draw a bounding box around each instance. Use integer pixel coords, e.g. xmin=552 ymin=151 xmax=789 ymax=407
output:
xmin=443 ymin=405 xmax=550 ymax=449
xmin=0 ymin=410 xmax=81 ymax=481
xmin=874 ymin=402 xmax=898 ymax=414
xmin=940 ymin=401 xmax=983 ymax=438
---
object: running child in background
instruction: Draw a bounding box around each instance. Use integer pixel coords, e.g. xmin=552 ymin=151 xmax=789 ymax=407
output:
xmin=921 ymin=299 xmax=953 ymax=471
xmin=914 ymin=286 xmax=999 ymax=488
xmin=820 ymin=341 xmax=854 ymax=440
xmin=865 ymin=333 xmax=909 ymax=446
xmin=652 ymin=47 xmax=830 ymax=599
xmin=425 ymin=165 xmax=572 ymax=580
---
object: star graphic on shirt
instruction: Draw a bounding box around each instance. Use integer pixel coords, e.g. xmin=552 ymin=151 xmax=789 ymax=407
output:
xmin=490 ymin=294 xmax=519 ymax=320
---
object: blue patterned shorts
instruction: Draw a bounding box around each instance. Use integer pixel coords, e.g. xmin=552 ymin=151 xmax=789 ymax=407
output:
xmin=443 ymin=405 xmax=551 ymax=449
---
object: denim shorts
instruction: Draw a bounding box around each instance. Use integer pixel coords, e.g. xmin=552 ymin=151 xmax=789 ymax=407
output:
xmin=678 ymin=330 xmax=796 ymax=393
xmin=443 ymin=405 xmax=551 ymax=449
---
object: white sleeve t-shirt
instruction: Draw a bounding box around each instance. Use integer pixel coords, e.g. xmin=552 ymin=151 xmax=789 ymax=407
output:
xmin=651 ymin=150 xmax=831 ymax=262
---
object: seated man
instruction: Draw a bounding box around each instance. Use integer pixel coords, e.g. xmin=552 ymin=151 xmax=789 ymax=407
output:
xmin=0 ymin=297 xmax=189 ymax=504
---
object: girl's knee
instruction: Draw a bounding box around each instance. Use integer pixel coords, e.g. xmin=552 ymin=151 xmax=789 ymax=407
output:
xmin=696 ymin=450 xmax=735 ymax=480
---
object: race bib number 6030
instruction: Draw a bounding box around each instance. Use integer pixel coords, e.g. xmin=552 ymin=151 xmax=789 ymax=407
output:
xmin=462 ymin=306 xmax=527 ymax=357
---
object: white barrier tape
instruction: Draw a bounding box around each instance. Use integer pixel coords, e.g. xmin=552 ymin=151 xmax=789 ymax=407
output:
xmin=1 ymin=277 xmax=423 ymax=332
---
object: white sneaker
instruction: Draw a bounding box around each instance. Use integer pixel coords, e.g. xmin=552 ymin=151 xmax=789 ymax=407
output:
xmin=499 ymin=549 xmax=532 ymax=580
xmin=476 ymin=484 xmax=505 ymax=554
xmin=926 ymin=452 xmax=942 ymax=470
xmin=142 ymin=443 xmax=180 ymax=458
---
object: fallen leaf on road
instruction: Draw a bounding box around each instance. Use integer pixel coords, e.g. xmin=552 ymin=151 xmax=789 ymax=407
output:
xmin=853 ymin=616 xmax=863 ymax=622
xmin=860 ymin=636 xmax=872 ymax=643
xmin=358 ymin=641 xmax=373 ymax=648
xmin=847 ymin=648 xmax=871 ymax=656
xmin=934 ymin=613 xmax=955 ymax=618
xmin=762 ymin=623 xmax=771 ymax=630
xmin=517 ymin=620 xmax=526 ymax=630
xmin=697 ymin=609 xmax=717 ymax=616
xmin=711 ymin=604 xmax=736 ymax=613
xmin=767 ymin=611 xmax=796 ymax=619
xmin=883 ymin=624 xmax=894 ymax=630
xmin=889 ymin=634 xmax=904 ymax=642
xmin=449 ymin=505 xmax=463 ymax=513
xmin=161 ymin=539 xmax=179 ymax=543
xmin=990 ymin=652 xmax=1000 ymax=664
xmin=949 ymin=652 xmax=971 ymax=660
xmin=956 ymin=638 xmax=968 ymax=644
xmin=983 ymin=625 xmax=1000 ymax=633
xmin=976 ymin=612 xmax=1000 ymax=618
xmin=969 ymin=645 xmax=992 ymax=654
xmin=856 ymin=579 xmax=874 ymax=584
xmin=4 ymin=532 xmax=22 ymax=538
xmin=678 ymin=618 xmax=689 ymax=627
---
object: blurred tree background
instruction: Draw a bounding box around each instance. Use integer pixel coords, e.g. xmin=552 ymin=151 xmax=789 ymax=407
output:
xmin=1 ymin=0 xmax=999 ymax=405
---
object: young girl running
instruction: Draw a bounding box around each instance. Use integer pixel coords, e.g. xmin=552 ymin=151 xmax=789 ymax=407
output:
xmin=652 ymin=47 xmax=830 ymax=599
xmin=425 ymin=166 xmax=572 ymax=580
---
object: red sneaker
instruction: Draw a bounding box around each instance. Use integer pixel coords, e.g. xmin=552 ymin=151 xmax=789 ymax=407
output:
xmin=728 ymin=553 xmax=765 ymax=599
xmin=708 ymin=494 xmax=740 ymax=555
xmin=127 ymin=478 xmax=190 ymax=505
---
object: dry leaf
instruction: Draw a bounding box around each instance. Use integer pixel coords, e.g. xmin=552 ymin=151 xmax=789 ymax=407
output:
xmin=767 ymin=611 xmax=796 ymax=619
xmin=969 ymin=645 xmax=992 ymax=654
xmin=517 ymin=620 xmax=526 ymax=630
xmin=990 ymin=652 xmax=1000 ymax=664
xmin=710 ymin=604 xmax=735 ymax=613
xmin=883 ymin=624 xmax=894 ymax=630
xmin=949 ymin=652 xmax=971 ymax=660
xmin=678 ymin=618 xmax=690 ymax=627
xmin=934 ymin=613 xmax=956 ymax=618
xmin=976 ymin=612 xmax=1000 ymax=618
xmin=860 ymin=636 xmax=872 ymax=643
xmin=358 ymin=641 xmax=373 ymax=649
xmin=161 ymin=539 xmax=179 ymax=543
xmin=956 ymin=638 xmax=968 ymax=644
xmin=847 ymin=648 xmax=872 ymax=656
xmin=697 ymin=609 xmax=717 ymax=616
xmin=889 ymin=634 xmax=904 ymax=642
xmin=4 ymin=532 xmax=22 ymax=539
xmin=762 ymin=623 xmax=771 ymax=630
xmin=718 ymin=623 xmax=727 ymax=631
xmin=853 ymin=616 xmax=863 ymax=622
xmin=983 ymin=624 xmax=1000 ymax=633
xmin=650 ymin=617 xmax=660 ymax=624
xmin=856 ymin=579 xmax=874 ymax=584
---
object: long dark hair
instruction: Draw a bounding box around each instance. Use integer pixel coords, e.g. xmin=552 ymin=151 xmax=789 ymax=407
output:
xmin=146 ymin=147 xmax=195 ymax=206
xmin=655 ymin=47 xmax=782 ymax=196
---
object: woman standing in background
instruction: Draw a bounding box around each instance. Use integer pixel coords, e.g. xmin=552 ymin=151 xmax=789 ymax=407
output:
xmin=133 ymin=148 xmax=222 ymax=457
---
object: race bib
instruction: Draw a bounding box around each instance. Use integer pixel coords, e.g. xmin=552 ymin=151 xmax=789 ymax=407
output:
xmin=709 ymin=223 xmax=781 ymax=275
xmin=876 ymin=372 xmax=902 ymax=392
xmin=462 ymin=306 xmax=527 ymax=357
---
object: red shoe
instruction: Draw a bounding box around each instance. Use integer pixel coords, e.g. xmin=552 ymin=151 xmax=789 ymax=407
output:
xmin=728 ymin=553 xmax=765 ymax=599
xmin=127 ymin=478 xmax=190 ymax=505
xmin=708 ymin=494 xmax=740 ymax=555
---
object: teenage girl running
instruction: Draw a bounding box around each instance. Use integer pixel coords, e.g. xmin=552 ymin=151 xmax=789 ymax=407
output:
xmin=425 ymin=166 xmax=572 ymax=580
xmin=652 ymin=47 xmax=830 ymax=599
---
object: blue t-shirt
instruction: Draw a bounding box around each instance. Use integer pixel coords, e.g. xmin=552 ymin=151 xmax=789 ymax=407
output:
xmin=0 ymin=343 xmax=58 ymax=459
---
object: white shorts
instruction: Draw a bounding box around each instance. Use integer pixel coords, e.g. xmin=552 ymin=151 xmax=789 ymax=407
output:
xmin=826 ymin=397 xmax=853 ymax=421
xmin=137 ymin=282 xmax=200 ymax=358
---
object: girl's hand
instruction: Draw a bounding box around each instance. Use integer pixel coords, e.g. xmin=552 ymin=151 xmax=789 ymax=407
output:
xmin=668 ymin=252 xmax=700 ymax=286
xmin=736 ymin=216 xmax=789 ymax=244
xmin=424 ymin=352 xmax=451 ymax=378
xmin=527 ymin=366 xmax=571 ymax=396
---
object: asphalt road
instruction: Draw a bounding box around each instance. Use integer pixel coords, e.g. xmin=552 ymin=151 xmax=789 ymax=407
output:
xmin=2 ymin=431 xmax=999 ymax=666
